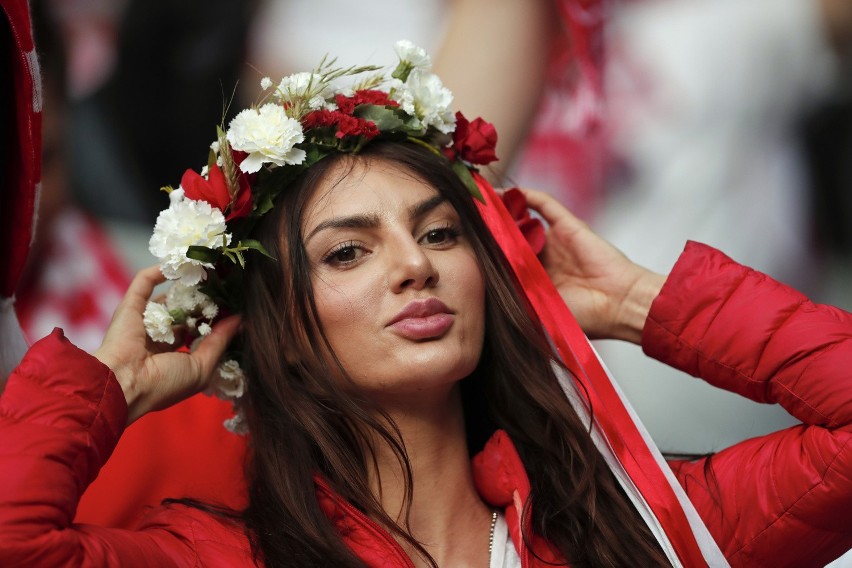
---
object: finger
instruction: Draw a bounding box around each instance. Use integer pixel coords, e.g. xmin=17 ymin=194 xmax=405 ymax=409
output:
xmin=520 ymin=188 xmax=588 ymax=231
xmin=121 ymin=266 xmax=167 ymax=314
xmin=189 ymin=315 xmax=242 ymax=379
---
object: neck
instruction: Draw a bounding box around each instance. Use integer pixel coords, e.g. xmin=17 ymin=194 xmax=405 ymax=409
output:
xmin=368 ymin=384 xmax=494 ymax=567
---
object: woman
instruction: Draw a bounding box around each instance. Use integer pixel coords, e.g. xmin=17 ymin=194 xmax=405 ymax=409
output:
xmin=1 ymin=42 xmax=850 ymax=567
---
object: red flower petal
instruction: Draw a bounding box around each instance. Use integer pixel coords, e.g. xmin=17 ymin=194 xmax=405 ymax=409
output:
xmin=181 ymin=165 xmax=230 ymax=213
xmin=451 ymin=112 xmax=498 ymax=166
xmin=499 ymin=188 xmax=546 ymax=255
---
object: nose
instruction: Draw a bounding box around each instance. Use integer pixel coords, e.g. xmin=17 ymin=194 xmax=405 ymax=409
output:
xmin=388 ymin=236 xmax=439 ymax=293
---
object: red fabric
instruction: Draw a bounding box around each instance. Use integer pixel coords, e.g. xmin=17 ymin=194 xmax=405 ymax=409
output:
xmin=75 ymin=393 xmax=248 ymax=528
xmin=473 ymin=172 xmax=710 ymax=566
xmin=1 ymin=0 xmax=41 ymax=298
xmin=646 ymin=242 xmax=852 ymax=568
xmin=1 ymin=243 xmax=850 ymax=567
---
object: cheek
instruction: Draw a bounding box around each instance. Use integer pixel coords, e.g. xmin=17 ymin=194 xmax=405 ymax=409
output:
xmin=311 ymin=272 xmax=378 ymax=346
xmin=448 ymin=250 xmax=487 ymax=338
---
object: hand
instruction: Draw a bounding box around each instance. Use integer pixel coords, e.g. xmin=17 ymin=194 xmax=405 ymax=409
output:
xmin=94 ymin=266 xmax=241 ymax=424
xmin=521 ymin=189 xmax=666 ymax=343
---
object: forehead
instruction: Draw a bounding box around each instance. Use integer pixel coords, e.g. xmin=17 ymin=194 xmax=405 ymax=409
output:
xmin=302 ymin=158 xmax=440 ymax=226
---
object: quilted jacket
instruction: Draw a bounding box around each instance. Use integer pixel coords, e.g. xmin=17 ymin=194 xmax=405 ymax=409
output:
xmin=1 ymin=242 xmax=849 ymax=567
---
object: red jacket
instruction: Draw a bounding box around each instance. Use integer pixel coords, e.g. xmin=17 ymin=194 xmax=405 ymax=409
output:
xmin=1 ymin=242 xmax=850 ymax=567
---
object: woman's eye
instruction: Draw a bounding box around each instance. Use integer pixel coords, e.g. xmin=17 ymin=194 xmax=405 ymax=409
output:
xmin=322 ymin=243 xmax=364 ymax=266
xmin=420 ymin=225 xmax=462 ymax=246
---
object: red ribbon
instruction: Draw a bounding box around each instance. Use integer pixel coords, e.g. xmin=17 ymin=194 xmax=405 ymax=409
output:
xmin=473 ymin=172 xmax=708 ymax=567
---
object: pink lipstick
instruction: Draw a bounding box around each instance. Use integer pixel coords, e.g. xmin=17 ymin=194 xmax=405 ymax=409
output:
xmin=388 ymin=298 xmax=455 ymax=340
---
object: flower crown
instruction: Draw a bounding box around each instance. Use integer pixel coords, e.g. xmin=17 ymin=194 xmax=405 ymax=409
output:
xmin=142 ymin=40 xmax=499 ymax=432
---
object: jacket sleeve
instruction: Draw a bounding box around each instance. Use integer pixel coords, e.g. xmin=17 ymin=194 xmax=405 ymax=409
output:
xmin=0 ymin=329 xmax=244 ymax=567
xmin=643 ymin=241 xmax=852 ymax=568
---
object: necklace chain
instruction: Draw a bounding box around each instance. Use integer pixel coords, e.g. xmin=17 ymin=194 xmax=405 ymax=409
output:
xmin=487 ymin=509 xmax=499 ymax=564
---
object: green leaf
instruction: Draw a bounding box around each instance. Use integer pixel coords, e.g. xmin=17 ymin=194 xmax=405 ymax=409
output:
xmin=451 ymin=161 xmax=485 ymax=203
xmin=356 ymin=105 xmax=405 ymax=131
xmin=186 ymin=246 xmax=221 ymax=263
xmin=238 ymin=239 xmax=276 ymax=260
xmin=255 ymin=192 xmax=276 ymax=216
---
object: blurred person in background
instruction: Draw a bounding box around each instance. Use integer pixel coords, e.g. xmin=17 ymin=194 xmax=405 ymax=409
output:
xmin=589 ymin=0 xmax=852 ymax=454
xmin=17 ymin=0 xmax=252 ymax=528
xmin=16 ymin=0 xmax=132 ymax=353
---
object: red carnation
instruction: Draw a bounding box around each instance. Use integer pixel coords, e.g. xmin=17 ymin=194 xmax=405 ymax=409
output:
xmin=352 ymin=89 xmax=398 ymax=108
xmin=451 ymin=112 xmax=498 ymax=165
xmin=303 ymin=109 xmax=337 ymax=129
xmin=304 ymin=109 xmax=379 ymax=141
xmin=335 ymin=114 xmax=379 ymax=139
xmin=334 ymin=90 xmax=399 ymax=116
xmin=500 ymin=188 xmax=545 ymax=255
xmin=334 ymin=94 xmax=356 ymax=115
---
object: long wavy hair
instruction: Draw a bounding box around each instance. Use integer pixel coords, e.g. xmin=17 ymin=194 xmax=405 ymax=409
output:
xmin=239 ymin=141 xmax=671 ymax=567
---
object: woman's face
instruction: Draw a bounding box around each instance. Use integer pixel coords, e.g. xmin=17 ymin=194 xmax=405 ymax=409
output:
xmin=301 ymin=159 xmax=486 ymax=400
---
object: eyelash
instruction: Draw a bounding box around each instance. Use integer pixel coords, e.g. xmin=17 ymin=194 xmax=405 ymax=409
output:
xmin=419 ymin=222 xmax=462 ymax=246
xmin=322 ymin=240 xmax=363 ymax=266
xmin=319 ymin=222 xmax=464 ymax=267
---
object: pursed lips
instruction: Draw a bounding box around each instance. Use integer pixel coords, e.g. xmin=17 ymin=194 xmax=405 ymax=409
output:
xmin=386 ymin=298 xmax=455 ymax=340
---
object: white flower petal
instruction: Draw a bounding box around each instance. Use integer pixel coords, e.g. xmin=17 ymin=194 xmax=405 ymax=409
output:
xmin=149 ymin=198 xmax=230 ymax=286
xmin=143 ymin=302 xmax=175 ymax=343
xmin=406 ymin=70 xmax=455 ymax=134
xmin=208 ymin=359 xmax=247 ymax=401
xmin=394 ymin=40 xmax=431 ymax=69
xmin=226 ymin=104 xmax=305 ymax=172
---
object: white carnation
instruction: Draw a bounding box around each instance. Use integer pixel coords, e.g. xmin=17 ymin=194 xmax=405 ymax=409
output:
xmin=149 ymin=198 xmax=231 ymax=286
xmin=143 ymin=301 xmax=175 ymax=343
xmin=226 ymin=103 xmax=307 ymax=173
xmin=407 ymin=70 xmax=455 ymax=134
xmin=276 ymin=72 xmax=330 ymax=109
xmin=260 ymin=76 xmax=273 ymax=90
xmin=394 ymin=40 xmax=431 ymax=69
xmin=168 ymin=186 xmax=185 ymax=205
xmin=388 ymin=78 xmax=415 ymax=116
xmin=165 ymin=282 xmax=215 ymax=314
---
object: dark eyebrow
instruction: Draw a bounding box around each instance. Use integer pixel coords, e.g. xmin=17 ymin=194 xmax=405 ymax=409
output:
xmin=305 ymin=194 xmax=448 ymax=243
xmin=305 ymin=212 xmax=381 ymax=243
xmin=410 ymin=194 xmax=447 ymax=219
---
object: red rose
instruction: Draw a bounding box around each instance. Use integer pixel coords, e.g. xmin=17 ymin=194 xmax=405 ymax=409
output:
xmin=451 ymin=112 xmax=498 ymax=165
xmin=500 ymin=188 xmax=545 ymax=255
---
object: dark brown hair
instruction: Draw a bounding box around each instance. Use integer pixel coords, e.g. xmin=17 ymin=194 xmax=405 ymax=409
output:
xmin=239 ymin=141 xmax=671 ymax=567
